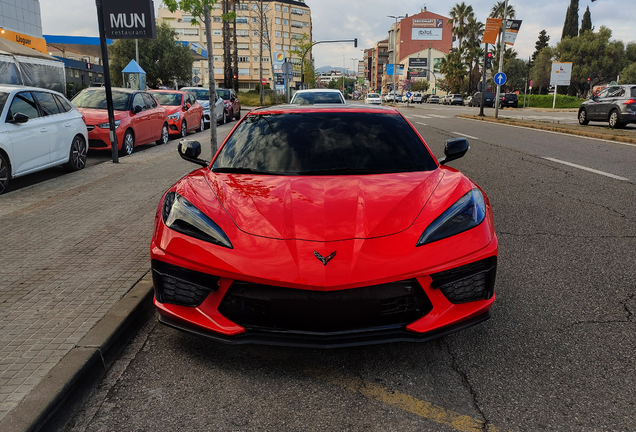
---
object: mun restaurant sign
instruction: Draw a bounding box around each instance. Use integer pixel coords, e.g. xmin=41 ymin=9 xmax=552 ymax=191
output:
xmin=102 ymin=0 xmax=156 ymax=39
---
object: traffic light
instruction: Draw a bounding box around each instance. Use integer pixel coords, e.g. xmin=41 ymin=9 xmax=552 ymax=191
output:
xmin=486 ymin=52 xmax=493 ymax=69
xmin=354 ymin=38 xmax=358 ymax=48
xmin=233 ymin=74 xmax=237 ymax=80
xmin=407 ymin=70 xmax=411 ymax=80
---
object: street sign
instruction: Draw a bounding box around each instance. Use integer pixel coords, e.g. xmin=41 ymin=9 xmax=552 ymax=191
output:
xmin=405 ymin=91 xmax=412 ymax=98
xmin=494 ymin=72 xmax=507 ymax=86
xmin=282 ymin=62 xmax=293 ymax=75
xmin=192 ymin=76 xmax=200 ymax=84
xmin=262 ymin=78 xmax=267 ymax=85
xmin=504 ymin=20 xmax=523 ymax=46
xmin=102 ymin=0 xmax=156 ymax=39
xmin=483 ymin=18 xmax=502 ymax=45
xmin=550 ymin=62 xmax=572 ymax=86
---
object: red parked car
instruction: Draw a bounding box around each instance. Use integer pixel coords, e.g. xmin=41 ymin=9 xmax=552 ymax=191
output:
xmin=151 ymin=105 xmax=498 ymax=348
xmin=217 ymin=88 xmax=241 ymax=123
xmin=72 ymin=88 xmax=169 ymax=156
xmin=149 ymin=90 xmax=204 ymax=138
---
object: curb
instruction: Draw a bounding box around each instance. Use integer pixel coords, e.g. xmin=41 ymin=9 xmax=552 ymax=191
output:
xmin=458 ymin=115 xmax=636 ymax=145
xmin=0 ymin=274 xmax=155 ymax=432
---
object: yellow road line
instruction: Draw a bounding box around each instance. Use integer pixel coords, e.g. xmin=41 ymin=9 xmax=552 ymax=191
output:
xmin=306 ymin=366 xmax=502 ymax=432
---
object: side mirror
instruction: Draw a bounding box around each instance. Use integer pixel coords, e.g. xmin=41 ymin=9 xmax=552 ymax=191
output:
xmin=184 ymin=103 xmax=191 ymax=111
xmin=178 ymin=139 xmax=209 ymax=167
xmin=10 ymin=112 xmax=29 ymax=124
xmin=438 ymin=137 xmax=469 ymax=165
xmin=132 ymin=105 xmax=143 ymax=114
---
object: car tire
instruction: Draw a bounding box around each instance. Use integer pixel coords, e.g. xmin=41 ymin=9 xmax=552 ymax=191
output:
xmin=235 ymin=107 xmax=241 ymax=120
xmin=225 ymin=110 xmax=231 ymax=123
xmin=197 ymin=115 xmax=204 ymax=132
xmin=156 ymin=123 xmax=169 ymax=145
xmin=609 ymin=110 xmax=625 ymax=129
xmin=0 ymin=152 xmax=10 ymax=195
xmin=180 ymin=120 xmax=188 ymax=138
xmin=578 ymin=108 xmax=589 ymax=125
xmin=120 ymin=129 xmax=134 ymax=156
xmin=222 ymin=111 xmax=227 ymax=125
xmin=64 ymin=135 xmax=87 ymax=172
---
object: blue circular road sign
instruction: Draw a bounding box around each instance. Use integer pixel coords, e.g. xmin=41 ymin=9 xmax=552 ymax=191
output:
xmin=494 ymin=72 xmax=507 ymax=86
xmin=406 ymin=92 xmax=412 ymax=98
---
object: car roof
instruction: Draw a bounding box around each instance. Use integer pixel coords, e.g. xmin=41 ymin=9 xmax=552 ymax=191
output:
xmin=293 ymin=89 xmax=343 ymax=94
xmin=249 ymin=104 xmax=399 ymax=115
xmin=149 ymin=89 xmax=187 ymax=94
xmin=0 ymin=84 xmax=61 ymax=94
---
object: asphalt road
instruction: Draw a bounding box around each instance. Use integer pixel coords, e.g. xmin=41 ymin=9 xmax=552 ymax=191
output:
xmin=64 ymin=106 xmax=635 ymax=432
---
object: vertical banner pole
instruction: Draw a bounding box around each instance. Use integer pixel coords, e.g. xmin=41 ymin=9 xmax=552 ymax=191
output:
xmin=553 ymin=85 xmax=557 ymax=109
xmin=95 ymin=0 xmax=118 ymax=163
xmin=479 ymin=43 xmax=488 ymax=117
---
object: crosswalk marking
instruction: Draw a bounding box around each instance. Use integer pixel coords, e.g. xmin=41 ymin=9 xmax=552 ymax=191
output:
xmin=411 ymin=115 xmax=431 ymax=119
xmin=452 ymin=132 xmax=479 ymax=140
xmin=427 ymin=114 xmax=449 ymax=118
xmin=416 ymin=122 xmax=428 ymax=126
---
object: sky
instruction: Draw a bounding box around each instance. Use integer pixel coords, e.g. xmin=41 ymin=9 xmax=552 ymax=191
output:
xmin=40 ymin=0 xmax=635 ymax=70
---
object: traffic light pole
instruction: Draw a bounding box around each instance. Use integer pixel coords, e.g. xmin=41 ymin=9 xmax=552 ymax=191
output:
xmin=479 ymin=43 xmax=488 ymax=117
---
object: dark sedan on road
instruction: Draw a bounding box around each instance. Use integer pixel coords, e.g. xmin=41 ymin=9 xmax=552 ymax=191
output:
xmin=578 ymin=85 xmax=636 ymax=128
xmin=471 ymin=92 xmax=495 ymax=108
xmin=151 ymin=105 xmax=498 ymax=348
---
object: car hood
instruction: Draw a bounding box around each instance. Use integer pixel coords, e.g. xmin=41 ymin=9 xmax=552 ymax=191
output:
xmin=198 ymin=100 xmax=210 ymax=109
xmin=163 ymin=106 xmax=181 ymax=115
xmin=204 ymin=170 xmax=445 ymax=241
xmin=76 ymin=108 xmax=126 ymax=124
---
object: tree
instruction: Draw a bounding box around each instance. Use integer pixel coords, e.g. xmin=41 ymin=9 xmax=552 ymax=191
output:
xmin=250 ymin=1 xmax=276 ymax=104
xmin=530 ymin=47 xmax=555 ymax=94
xmin=289 ymin=33 xmax=316 ymax=89
xmin=489 ymin=1 xmax=516 ymax=47
xmin=532 ymin=30 xmax=550 ymax=63
xmin=463 ymin=15 xmax=484 ymax=94
xmin=580 ymin=6 xmax=592 ymax=35
xmin=561 ymin=0 xmax=579 ymax=39
xmin=556 ymin=26 xmax=628 ymax=96
xmin=439 ymin=49 xmax=467 ymax=93
xmin=109 ymin=22 xmax=193 ymax=88
xmin=411 ymin=79 xmax=430 ymax=92
xmin=503 ymin=58 xmax=528 ymax=92
xmin=448 ymin=2 xmax=474 ymax=52
xmin=490 ymin=41 xmax=517 ymax=76
xmin=164 ymin=0 xmax=218 ymax=153
xmin=625 ymin=42 xmax=636 ymax=62
xmin=619 ymin=63 xmax=636 ymax=85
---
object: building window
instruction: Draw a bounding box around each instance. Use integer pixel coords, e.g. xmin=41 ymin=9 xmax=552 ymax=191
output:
xmin=214 ymin=43 xmax=222 ymax=49
xmin=276 ymin=44 xmax=282 ymax=50
xmin=253 ymin=17 xmax=257 ymax=23
xmin=283 ymin=6 xmax=288 ymax=12
xmin=262 ymin=57 xmax=269 ymax=62
xmin=213 ymin=29 xmax=221 ymax=36
xmin=291 ymin=20 xmax=307 ymax=28
xmin=253 ymin=30 xmax=259 ymax=36
xmin=214 ymin=56 xmax=223 ymax=62
xmin=184 ymin=28 xmax=199 ymax=35
xmin=275 ymin=17 xmax=281 ymax=24
xmin=239 ymin=68 xmax=250 ymax=75
xmin=283 ymin=19 xmax=288 ymax=25
xmin=263 ymin=69 xmax=270 ymax=75
xmin=237 ymin=43 xmax=249 ymax=50
xmin=237 ymin=30 xmax=249 ymax=37
xmin=253 ymin=56 xmax=259 ymax=61
xmin=276 ymin=31 xmax=281 ymax=37
xmin=238 ymin=4 xmax=248 ymax=10
xmin=275 ymin=4 xmax=281 ymax=11
xmin=253 ymin=43 xmax=259 ymax=49
xmin=238 ymin=56 xmax=250 ymax=63
xmin=254 ymin=68 xmax=259 ymax=74
xmin=283 ymin=45 xmax=289 ymax=51
xmin=283 ymin=32 xmax=289 ymax=38
xmin=213 ymin=16 xmax=221 ymax=22
xmin=214 ymin=68 xmax=223 ymax=74
xmin=236 ymin=17 xmax=248 ymax=24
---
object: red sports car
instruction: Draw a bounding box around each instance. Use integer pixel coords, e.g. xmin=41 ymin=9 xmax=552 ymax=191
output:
xmin=151 ymin=105 xmax=498 ymax=348
xmin=149 ymin=90 xmax=204 ymax=137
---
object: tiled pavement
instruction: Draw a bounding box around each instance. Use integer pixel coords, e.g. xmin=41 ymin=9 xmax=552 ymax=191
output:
xmin=0 ymin=133 xmax=219 ymax=421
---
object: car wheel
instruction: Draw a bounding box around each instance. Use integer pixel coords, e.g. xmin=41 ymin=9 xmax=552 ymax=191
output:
xmin=157 ymin=123 xmax=169 ymax=144
xmin=235 ymin=107 xmax=241 ymax=120
xmin=222 ymin=110 xmax=227 ymax=125
xmin=578 ymin=108 xmax=589 ymax=125
xmin=0 ymin=152 xmax=10 ymax=195
xmin=64 ymin=135 xmax=87 ymax=172
xmin=180 ymin=120 xmax=187 ymax=138
xmin=609 ymin=110 xmax=625 ymax=129
xmin=225 ymin=110 xmax=231 ymax=123
xmin=197 ymin=115 xmax=204 ymax=132
xmin=120 ymin=129 xmax=134 ymax=156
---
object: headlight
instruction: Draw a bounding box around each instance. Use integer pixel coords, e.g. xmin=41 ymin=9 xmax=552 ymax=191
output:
xmin=416 ymin=189 xmax=486 ymax=247
xmin=167 ymin=112 xmax=180 ymax=121
xmin=97 ymin=120 xmax=121 ymax=129
xmin=162 ymin=192 xmax=233 ymax=249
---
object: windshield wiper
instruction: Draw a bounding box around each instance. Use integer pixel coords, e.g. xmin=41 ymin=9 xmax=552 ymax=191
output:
xmin=212 ymin=167 xmax=280 ymax=175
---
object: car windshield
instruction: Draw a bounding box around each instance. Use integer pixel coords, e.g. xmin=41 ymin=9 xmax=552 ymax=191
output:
xmin=185 ymin=89 xmax=209 ymax=100
xmin=217 ymin=89 xmax=231 ymax=100
xmin=212 ymin=111 xmax=437 ymax=175
xmin=152 ymin=92 xmax=182 ymax=106
xmin=292 ymin=92 xmax=343 ymax=104
xmin=368 ymin=93 xmax=380 ymax=98
xmin=0 ymin=92 xmax=8 ymax=114
xmin=72 ymin=90 xmax=130 ymax=111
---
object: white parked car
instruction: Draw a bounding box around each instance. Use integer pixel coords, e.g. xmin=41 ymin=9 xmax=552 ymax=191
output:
xmin=411 ymin=93 xmax=423 ymax=103
xmin=290 ymin=89 xmax=346 ymax=104
xmin=180 ymin=87 xmax=224 ymax=127
xmin=364 ymin=93 xmax=382 ymax=105
xmin=0 ymin=85 xmax=88 ymax=195
xmin=464 ymin=96 xmax=473 ymax=106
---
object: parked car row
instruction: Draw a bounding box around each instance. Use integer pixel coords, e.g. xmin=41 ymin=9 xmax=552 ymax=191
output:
xmin=0 ymin=84 xmax=242 ymax=195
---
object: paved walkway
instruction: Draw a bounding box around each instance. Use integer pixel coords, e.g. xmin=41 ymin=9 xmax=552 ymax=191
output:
xmin=0 ymin=130 xmax=221 ymax=421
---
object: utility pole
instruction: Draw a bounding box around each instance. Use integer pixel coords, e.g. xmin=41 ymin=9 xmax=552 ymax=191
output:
xmin=494 ymin=0 xmax=509 ymax=119
xmin=388 ymin=15 xmax=404 ymax=103
xmin=259 ymin=0 xmax=263 ymax=106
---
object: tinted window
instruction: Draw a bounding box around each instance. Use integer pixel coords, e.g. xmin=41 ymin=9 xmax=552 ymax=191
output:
xmin=72 ymin=90 xmax=130 ymax=111
xmin=292 ymin=92 xmax=343 ymax=104
xmin=54 ymin=94 xmax=73 ymax=113
xmin=8 ymin=92 xmax=39 ymax=120
xmin=213 ymin=112 xmax=437 ymax=175
xmin=0 ymin=92 xmax=9 ymax=115
xmin=33 ymin=92 xmax=61 ymax=116
xmin=185 ymin=88 xmax=209 ymax=100
xmin=132 ymin=94 xmax=145 ymax=110
xmin=142 ymin=93 xmax=157 ymax=109
xmin=217 ymin=89 xmax=231 ymax=100
xmin=152 ymin=92 xmax=181 ymax=106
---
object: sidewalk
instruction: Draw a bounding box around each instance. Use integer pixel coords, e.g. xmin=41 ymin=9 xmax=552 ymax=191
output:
xmin=0 ymin=129 xmax=221 ymax=429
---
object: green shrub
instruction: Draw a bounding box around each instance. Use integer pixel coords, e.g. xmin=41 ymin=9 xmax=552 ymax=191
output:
xmin=519 ymin=94 xmax=587 ymax=108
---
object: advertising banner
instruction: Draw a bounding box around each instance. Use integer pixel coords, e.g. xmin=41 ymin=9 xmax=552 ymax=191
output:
xmin=408 ymin=58 xmax=428 ymax=78
xmin=482 ymin=18 xmax=502 ymax=45
xmin=550 ymin=62 xmax=572 ymax=86
xmin=102 ymin=0 xmax=156 ymax=39
xmin=273 ymin=52 xmax=285 ymax=73
xmin=411 ymin=18 xmax=444 ymax=41
xmin=504 ymin=20 xmax=523 ymax=46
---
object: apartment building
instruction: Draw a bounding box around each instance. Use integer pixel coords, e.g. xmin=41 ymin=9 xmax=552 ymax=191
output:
xmin=157 ymin=0 xmax=312 ymax=91
xmin=369 ymin=39 xmax=388 ymax=93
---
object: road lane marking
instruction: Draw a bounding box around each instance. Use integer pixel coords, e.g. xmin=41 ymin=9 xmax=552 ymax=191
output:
xmin=542 ymin=157 xmax=630 ymax=181
xmin=411 ymin=115 xmax=432 ymax=119
xmin=428 ymin=114 xmax=450 ymax=118
xmin=416 ymin=122 xmax=428 ymax=126
xmin=452 ymin=132 xmax=479 ymax=140
xmin=458 ymin=116 xmax=636 ymax=148
xmin=307 ymin=366 xmax=502 ymax=432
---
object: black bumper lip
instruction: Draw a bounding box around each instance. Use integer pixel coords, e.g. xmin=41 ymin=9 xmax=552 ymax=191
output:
xmin=158 ymin=310 xmax=491 ymax=349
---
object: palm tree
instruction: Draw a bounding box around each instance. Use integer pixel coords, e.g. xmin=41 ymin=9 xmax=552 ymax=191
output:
xmin=463 ymin=17 xmax=485 ymax=94
xmin=489 ymin=1 xmax=516 ymax=47
xmin=448 ymin=2 xmax=474 ymax=52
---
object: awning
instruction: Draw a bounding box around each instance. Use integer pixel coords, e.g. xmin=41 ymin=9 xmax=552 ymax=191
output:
xmin=44 ymin=35 xmax=113 ymax=59
xmin=179 ymin=41 xmax=208 ymax=60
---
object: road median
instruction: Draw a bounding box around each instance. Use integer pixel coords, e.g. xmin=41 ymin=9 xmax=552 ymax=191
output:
xmin=459 ymin=114 xmax=636 ymax=145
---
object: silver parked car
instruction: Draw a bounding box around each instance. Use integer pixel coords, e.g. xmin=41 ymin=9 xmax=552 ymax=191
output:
xmin=578 ymin=85 xmax=636 ymax=128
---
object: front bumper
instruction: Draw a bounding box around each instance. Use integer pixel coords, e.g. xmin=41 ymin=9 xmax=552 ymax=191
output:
xmin=86 ymin=126 xmax=124 ymax=150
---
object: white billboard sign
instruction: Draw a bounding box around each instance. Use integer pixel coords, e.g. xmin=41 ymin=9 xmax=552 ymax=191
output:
xmin=550 ymin=62 xmax=572 ymax=86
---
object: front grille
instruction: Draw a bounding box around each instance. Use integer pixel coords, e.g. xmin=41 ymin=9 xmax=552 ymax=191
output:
xmin=86 ymin=125 xmax=95 ymax=131
xmin=89 ymin=139 xmax=108 ymax=148
xmin=218 ymin=280 xmax=433 ymax=333
xmin=430 ymin=257 xmax=497 ymax=304
xmin=152 ymin=260 xmax=220 ymax=307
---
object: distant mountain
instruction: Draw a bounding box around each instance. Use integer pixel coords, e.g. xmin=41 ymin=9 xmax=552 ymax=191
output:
xmin=316 ymin=66 xmax=348 ymax=74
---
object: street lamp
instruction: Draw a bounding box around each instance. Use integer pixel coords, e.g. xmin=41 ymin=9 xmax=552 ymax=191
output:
xmin=387 ymin=15 xmax=404 ymax=101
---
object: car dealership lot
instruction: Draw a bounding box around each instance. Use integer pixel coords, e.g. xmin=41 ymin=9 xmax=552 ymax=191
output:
xmin=1 ymin=106 xmax=635 ymax=431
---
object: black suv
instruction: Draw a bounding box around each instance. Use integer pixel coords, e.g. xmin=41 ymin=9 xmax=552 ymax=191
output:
xmin=579 ymin=85 xmax=636 ymax=128
xmin=500 ymin=93 xmax=518 ymax=108
xmin=471 ymin=92 xmax=495 ymax=108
